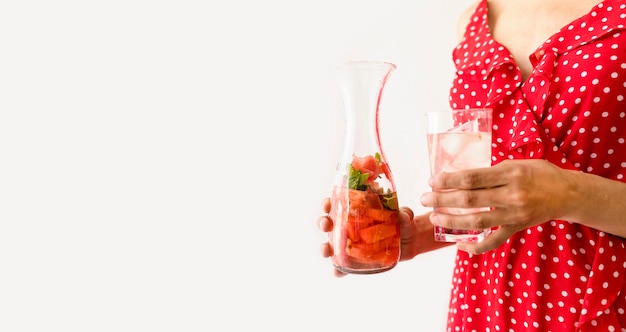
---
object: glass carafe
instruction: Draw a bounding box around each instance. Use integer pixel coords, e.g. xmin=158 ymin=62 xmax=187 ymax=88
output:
xmin=328 ymin=60 xmax=400 ymax=274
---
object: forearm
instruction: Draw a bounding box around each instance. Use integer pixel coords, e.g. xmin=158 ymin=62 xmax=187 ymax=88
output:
xmin=565 ymin=170 xmax=626 ymax=238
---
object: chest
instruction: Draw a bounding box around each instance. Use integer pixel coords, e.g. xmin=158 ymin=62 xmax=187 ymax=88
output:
xmin=487 ymin=0 xmax=603 ymax=80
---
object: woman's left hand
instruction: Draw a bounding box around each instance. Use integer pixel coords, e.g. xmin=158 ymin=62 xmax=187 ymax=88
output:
xmin=420 ymin=159 xmax=579 ymax=255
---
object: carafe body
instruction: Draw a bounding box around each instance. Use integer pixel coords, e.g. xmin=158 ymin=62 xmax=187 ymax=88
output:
xmin=328 ymin=61 xmax=400 ymax=274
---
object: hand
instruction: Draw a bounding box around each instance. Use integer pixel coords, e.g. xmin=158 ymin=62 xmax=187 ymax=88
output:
xmin=420 ymin=159 xmax=578 ymax=255
xmin=317 ymin=197 xmax=447 ymax=277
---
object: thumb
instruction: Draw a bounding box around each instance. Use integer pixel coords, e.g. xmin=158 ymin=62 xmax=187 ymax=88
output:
xmin=400 ymin=206 xmax=414 ymax=222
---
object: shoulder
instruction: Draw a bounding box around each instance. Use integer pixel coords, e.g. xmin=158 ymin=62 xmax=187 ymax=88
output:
xmin=456 ymin=0 xmax=481 ymax=41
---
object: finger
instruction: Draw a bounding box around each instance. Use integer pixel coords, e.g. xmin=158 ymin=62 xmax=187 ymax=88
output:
xmin=320 ymin=245 xmax=347 ymax=278
xmin=321 ymin=197 xmax=331 ymax=214
xmin=320 ymin=242 xmax=333 ymax=258
xmin=398 ymin=210 xmax=410 ymax=230
xmin=333 ymin=269 xmax=347 ymax=278
xmin=317 ymin=216 xmax=333 ymax=232
xmin=398 ymin=210 xmax=419 ymax=261
xmin=399 ymin=206 xmax=414 ymax=221
xmin=456 ymin=226 xmax=515 ymax=255
xmin=422 ymin=185 xmax=514 ymax=212
xmin=421 ymin=187 xmax=491 ymax=209
xmin=430 ymin=209 xmax=494 ymax=231
xmin=431 ymin=165 xmax=510 ymax=191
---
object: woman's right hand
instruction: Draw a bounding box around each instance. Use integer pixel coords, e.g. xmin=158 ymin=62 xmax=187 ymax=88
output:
xmin=317 ymin=197 xmax=447 ymax=277
xmin=316 ymin=197 xmax=348 ymax=277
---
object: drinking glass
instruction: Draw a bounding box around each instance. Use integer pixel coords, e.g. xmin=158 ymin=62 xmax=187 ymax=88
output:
xmin=425 ymin=108 xmax=493 ymax=242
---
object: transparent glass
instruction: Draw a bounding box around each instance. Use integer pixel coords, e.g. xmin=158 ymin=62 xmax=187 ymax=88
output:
xmin=328 ymin=60 xmax=400 ymax=274
xmin=425 ymin=108 xmax=493 ymax=242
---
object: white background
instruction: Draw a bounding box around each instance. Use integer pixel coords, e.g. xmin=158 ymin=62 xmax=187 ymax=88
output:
xmin=0 ymin=0 xmax=473 ymax=331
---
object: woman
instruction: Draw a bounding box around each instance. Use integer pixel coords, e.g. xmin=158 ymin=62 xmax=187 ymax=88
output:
xmin=317 ymin=0 xmax=626 ymax=330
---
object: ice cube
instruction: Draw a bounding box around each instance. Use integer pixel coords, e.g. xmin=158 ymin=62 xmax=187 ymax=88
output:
xmin=448 ymin=119 xmax=480 ymax=133
xmin=449 ymin=132 xmax=492 ymax=170
xmin=439 ymin=132 xmax=466 ymax=157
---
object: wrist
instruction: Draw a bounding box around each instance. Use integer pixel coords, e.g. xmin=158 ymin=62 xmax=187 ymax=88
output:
xmin=559 ymin=169 xmax=589 ymax=223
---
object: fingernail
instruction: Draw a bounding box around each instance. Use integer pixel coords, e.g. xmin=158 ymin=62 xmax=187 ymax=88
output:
xmin=428 ymin=176 xmax=435 ymax=186
xmin=430 ymin=213 xmax=439 ymax=225
xmin=420 ymin=193 xmax=431 ymax=206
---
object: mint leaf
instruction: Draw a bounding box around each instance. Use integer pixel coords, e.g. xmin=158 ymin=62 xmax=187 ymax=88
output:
xmin=381 ymin=191 xmax=398 ymax=210
xmin=347 ymin=165 xmax=369 ymax=190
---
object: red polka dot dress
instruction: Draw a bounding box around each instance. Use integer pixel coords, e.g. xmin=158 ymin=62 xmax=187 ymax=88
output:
xmin=448 ymin=0 xmax=626 ymax=330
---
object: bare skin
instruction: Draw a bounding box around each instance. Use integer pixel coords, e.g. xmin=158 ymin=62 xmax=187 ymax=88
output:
xmin=462 ymin=0 xmax=604 ymax=81
xmin=424 ymin=0 xmax=626 ymax=255
xmin=318 ymin=0 xmax=626 ymax=273
xmin=317 ymin=198 xmax=451 ymax=277
xmin=421 ymin=159 xmax=626 ymax=255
